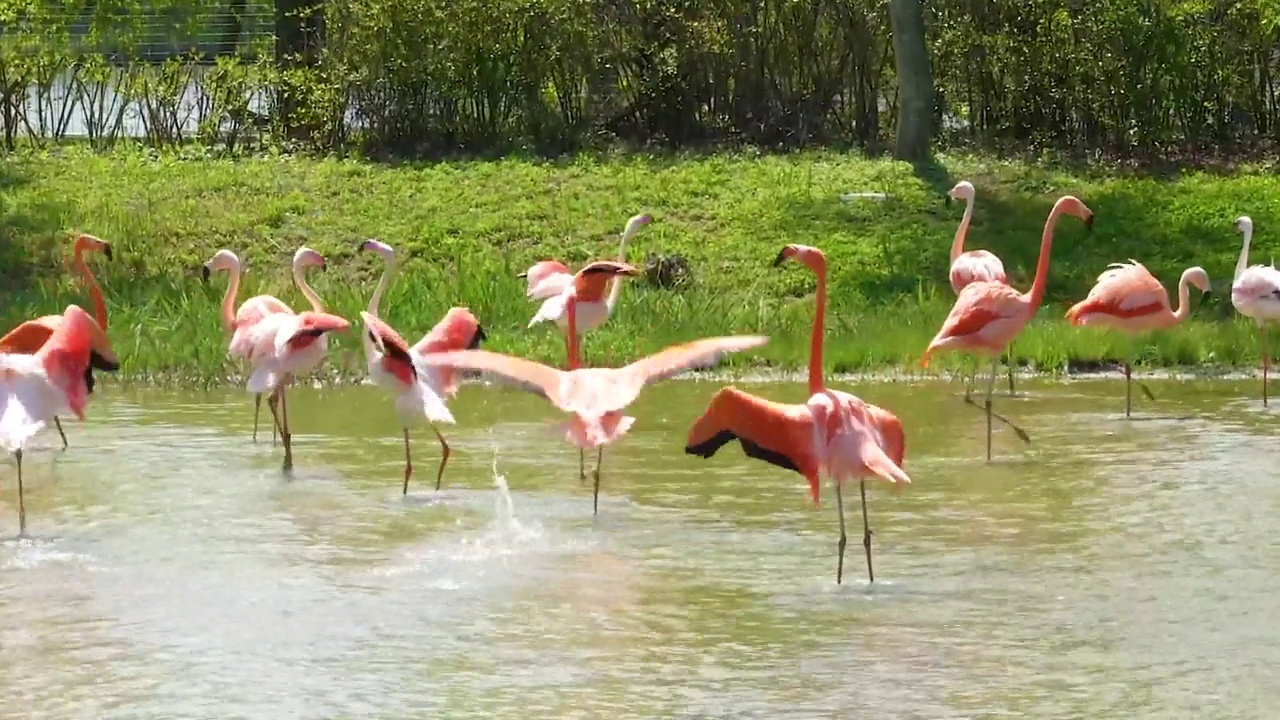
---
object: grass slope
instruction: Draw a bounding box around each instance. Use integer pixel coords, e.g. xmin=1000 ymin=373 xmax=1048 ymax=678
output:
xmin=1 ymin=146 xmax=1277 ymax=386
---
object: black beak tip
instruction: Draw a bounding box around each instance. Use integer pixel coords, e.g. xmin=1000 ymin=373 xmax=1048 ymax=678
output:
xmin=200 ymin=265 xmax=211 ymax=283
xmin=516 ymin=271 xmax=529 ymax=279
xmin=771 ymin=249 xmax=789 ymax=268
xmin=83 ymin=367 xmax=95 ymax=395
xmin=470 ymin=325 xmax=487 ymax=349
xmin=1085 ymin=214 xmax=1095 ymax=232
xmin=103 ymin=245 xmax=114 ymax=261
xmin=944 ymin=196 xmax=952 ymax=207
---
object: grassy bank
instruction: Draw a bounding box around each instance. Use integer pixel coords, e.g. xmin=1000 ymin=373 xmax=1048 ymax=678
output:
xmin=1 ymin=146 xmax=1277 ymax=387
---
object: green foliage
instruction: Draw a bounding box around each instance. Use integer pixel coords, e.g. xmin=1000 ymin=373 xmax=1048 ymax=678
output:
xmin=0 ymin=146 xmax=1274 ymax=386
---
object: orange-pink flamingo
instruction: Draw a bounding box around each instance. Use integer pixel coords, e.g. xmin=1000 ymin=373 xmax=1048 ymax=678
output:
xmin=0 ymin=233 xmax=118 ymax=449
xmin=357 ymin=239 xmax=487 ymax=493
xmin=1230 ymin=216 xmax=1280 ymax=406
xmin=1066 ymin=260 xmax=1209 ymax=417
xmin=520 ymin=214 xmax=651 ymax=360
xmin=922 ymin=195 xmax=1094 ymax=460
xmin=1 ymin=305 xmax=102 ymax=535
xmin=202 ymin=247 xmax=326 ymax=443
xmin=684 ymin=244 xmax=909 ymax=584
xmin=946 ymin=180 xmax=1018 ymax=397
xmin=420 ymin=261 xmax=767 ymax=516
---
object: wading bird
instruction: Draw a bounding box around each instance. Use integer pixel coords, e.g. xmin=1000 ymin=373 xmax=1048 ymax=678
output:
xmin=203 ymin=247 xmax=327 ymax=443
xmin=1 ymin=305 xmax=100 ymax=536
xmin=684 ymin=244 xmax=909 ymax=584
xmin=1066 ymin=260 xmax=1210 ymax=417
xmin=0 ymin=234 xmax=118 ymax=449
xmin=420 ymin=261 xmax=767 ymax=516
xmin=946 ymin=181 xmax=1017 ymax=398
xmin=1229 ymin=216 xmax=1280 ymax=406
xmin=521 ymin=214 xmax=651 ymax=357
xmin=356 ymin=239 xmax=486 ymax=493
xmin=922 ymin=195 xmax=1094 ymax=461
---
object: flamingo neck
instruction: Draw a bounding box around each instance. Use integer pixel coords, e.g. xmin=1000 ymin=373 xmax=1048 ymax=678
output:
xmin=1025 ymin=201 xmax=1063 ymax=312
xmin=219 ymin=257 xmax=242 ymax=333
xmin=605 ymin=224 xmax=641 ymax=312
xmin=294 ymin=260 xmax=325 ymax=312
xmin=73 ymin=247 xmax=108 ymax=329
xmin=566 ymin=294 xmax=581 ymax=369
xmin=949 ymin=196 xmax=974 ymax=264
xmin=368 ymin=253 xmax=396 ymax=315
xmin=808 ymin=262 xmax=827 ymax=395
xmin=1236 ymin=227 xmax=1253 ymax=282
xmin=1171 ymin=270 xmax=1194 ymax=324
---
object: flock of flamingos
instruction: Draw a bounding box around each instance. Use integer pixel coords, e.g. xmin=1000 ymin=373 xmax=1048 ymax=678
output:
xmin=2 ymin=180 xmax=1279 ymax=585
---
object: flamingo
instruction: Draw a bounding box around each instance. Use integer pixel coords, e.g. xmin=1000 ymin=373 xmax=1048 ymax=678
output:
xmin=356 ymin=239 xmax=487 ymax=493
xmin=1065 ymin=260 xmax=1210 ymax=417
xmin=1229 ymin=216 xmax=1280 ymax=406
xmin=684 ymin=244 xmax=909 ymax=584
xmin=0 ymin=233 xmax=118 ymax=449
xmin=418 ymin=261 xmax=768 ymax=516
xmin=1 ymin=305 xmax=101 ymax=536
xmin=922 ymin=195 xmax=1094 ymax=461
xmin=945 ymin=181 xmax=1017 ymax=398
xmin=520 ymin=213 xmax=652 ymax=359
xmin=202 ymin=247 xmax=326 ymax=442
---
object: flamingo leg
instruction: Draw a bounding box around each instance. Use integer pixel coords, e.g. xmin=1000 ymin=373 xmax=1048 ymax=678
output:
xmin=1264 ymin=326 xmax=1270 ymax=408
xmin=401 ymin=425 xmax=412 ymax=491
xmin=1006 ymin=341 xmax=1017 ymax=396
xmin=432 ymin=424 xmax=450 ymax=492
xmin=985 ymin=357 xmax=997 ymax=462
xmin=962 ymin=396 xmax=1030 ymax=443
xmin=1125 ymin=359 xmax=1132 ymax=418
xmin=252 ymin=393 xmax=263 ymax=443
xmin=266 ymin=390 xmax=284 ymax=440
xmin=15 ymin=449 xmax=26 ymax=537
xmin=860 ymin=479 xmax=874 ymax=584
xmin=591 ymin=446 xmax=604 ymax=516
xmin=579 ymin=449 xmax=586 ymax=484
xmin=279 ymin=387 xmax=293 ymax=471
xmin=53 ymin=417 xmax=68 ymax=450
xmin=834 ymin=479 xmax=847 ymax=585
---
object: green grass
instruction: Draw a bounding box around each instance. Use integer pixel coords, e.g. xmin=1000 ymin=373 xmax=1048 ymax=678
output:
xmin=1 ymin=145 xmax=1276 ymax=387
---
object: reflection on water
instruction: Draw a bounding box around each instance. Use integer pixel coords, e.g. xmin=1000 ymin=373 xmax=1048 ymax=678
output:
xmin=1 ymin=377 xmax=1280 ymax=718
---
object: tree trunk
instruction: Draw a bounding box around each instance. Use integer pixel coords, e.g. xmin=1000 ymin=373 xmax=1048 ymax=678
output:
xmin=887 ymin=0 xmax=934 ymax=162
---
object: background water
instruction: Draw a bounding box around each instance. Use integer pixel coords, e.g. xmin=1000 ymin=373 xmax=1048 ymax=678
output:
xmin=2 ymin=377 xmax=1279 ymax=719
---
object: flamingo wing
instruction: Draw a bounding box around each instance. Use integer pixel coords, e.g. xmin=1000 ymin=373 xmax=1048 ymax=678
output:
xmin=807 ymin=391 xmax=910 ymax=486
xmin=0 ymin=318 xmax=57 ymax=354
xmin=0 ymin=355 xmax=54 ymax=451
xmin=599 ymin=335 xmax=770 ymax=414
xmin=274 ymin=311 xmax=351 ymax=355
xmin=522 ymin=261 xmax=574 ymax=299
xmin=1232 ymin=266 xmax=1280 ymax=309
xmin=415 ymin=349 xmax=566 ymax=404
xmin=1066 ymin=260 xmax=1169 ymax=324
xmin=950 ymin=250 xmax=1007 ymax=290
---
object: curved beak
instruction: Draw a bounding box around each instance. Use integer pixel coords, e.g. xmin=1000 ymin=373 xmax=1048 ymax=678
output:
xmin=771 ymin=249 xmax=790 ymax=267
xmin=516 ymin=270 xmax=529 ymax=279
xmin=1084 ymin=213 xmax=1095 ymax=232
xmin=945 ymin=195 xmax=952 ymax=208
xmin=103 ymin=244 xmax=114 ymax=261
xmin=200 ymin=264 xmax=211 ymax=283
xmin=470 ymin=325 xmax=487 ymax=349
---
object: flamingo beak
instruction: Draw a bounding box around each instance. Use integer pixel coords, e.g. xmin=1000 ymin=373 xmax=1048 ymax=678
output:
xmin=771 ymin=248 xmax=792 ymax=267
xmin=201 ymin=264 xmax=211 ymax=283
xmin=945 ymin=195 xmax=952 ymax=207
xmin=470 ymin=325 xmax=487 ymax=349
xmin=516 ymin=270 xmax=529 ymax=279
xmin=1084 ymin=213 xmax=1095 ymax=232
xmin=367 ymin=329 xmax=387 ymax=355
xmin=103 ymin=244 xmax=114 ymax=261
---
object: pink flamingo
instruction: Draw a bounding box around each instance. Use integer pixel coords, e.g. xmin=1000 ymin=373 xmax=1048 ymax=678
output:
xmin=1230 ymin=216 xmax=1280 ymax=406
xmin=520 ymin=214 xmax=651 ymax=359
xmin=1 ymin=305 xmax=101 ymax=535
xmin=946 ymin=180 xmax=1017 ymax=397
xmin=684 ymin=244 xmax=909 ymax=584
xmin=420 ymin=261 xmax=768 ymax=516
xmin=922 ymin=195 xmax=1094 ymax=460
xmin=1066 ymin=260 xmax=1210 ymax=417
xmin=202 ymin=247 xmax=327 ymax=443
xmin=357 ymin=239 xmax=487 ymax=493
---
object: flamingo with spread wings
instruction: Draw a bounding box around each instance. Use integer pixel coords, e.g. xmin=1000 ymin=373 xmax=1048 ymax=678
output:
xmin=946 ymin=181 xmax=1018 ymax=398
xmin=420 ymin=261 xmax=768 ymax=516
xmin=922 ymin=195 xmax=1093 ymax=461
xmin=1 ymin=305 xmax=102 ymax=536
xmin=1229 ymin=216 xmax=1280 ymax=406
xmin=684 ymin=244 xmax=909 ymax=584
xmin=0 ymin=234 xmax=119 ymax=449
xmin=520 ymin=214 xmax=651 ymax=359
xmin=1066 ymin=260 xmax=1210 ymax=417
xmin=357 ymin=239 xmax=487 ymax=493
xmin=202 ymin=247 xmax=327 ymax=444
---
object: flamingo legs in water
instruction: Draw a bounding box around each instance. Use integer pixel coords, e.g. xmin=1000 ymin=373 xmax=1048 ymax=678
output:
xmin=1263 ymin=326 xmax=1270 ymax=408
xmin=1005 ymin=341 xmax=1017 ymax=396
xmin=962 ymin=358 xmax=1030 ymax=451
xmin=14 ymin=449 xmax=26 ymax=537
xmin=431 ymin=425 xmax=450 ymax=492
xmin=591 ymin=446 xmax=604 ymax=516
xmin=266 ymin=387 xmax=293 ymax=471
xmin=252 ymin=393 xmax=279 ymax=445
xmin=53 ymin=417 xmax=68 ymax=450
xmin=833 ymin=479 xmax=874 ymax=585
xmin=1123 ymin=342 xmax=1157 ymax=419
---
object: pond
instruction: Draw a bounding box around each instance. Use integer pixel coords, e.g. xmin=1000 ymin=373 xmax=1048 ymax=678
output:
xmin=1 ymin=377 xmax=1278 ymax=718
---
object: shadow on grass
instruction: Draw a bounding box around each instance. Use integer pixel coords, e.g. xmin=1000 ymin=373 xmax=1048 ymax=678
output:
xmin=0 ymin=156 xmax=75 ymax=298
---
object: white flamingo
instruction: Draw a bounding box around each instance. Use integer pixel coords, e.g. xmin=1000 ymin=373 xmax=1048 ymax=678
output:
xmin=1230 ymin=216 xmax=1280 ymax=405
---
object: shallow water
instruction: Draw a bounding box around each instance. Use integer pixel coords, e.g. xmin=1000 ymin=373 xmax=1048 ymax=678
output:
xmin=3 ymin=376 xmax=1280 ymax=719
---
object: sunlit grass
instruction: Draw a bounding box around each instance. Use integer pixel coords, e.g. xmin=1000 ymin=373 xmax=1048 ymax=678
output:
xmin=0 ymin=145 xmax=1273 ymax=386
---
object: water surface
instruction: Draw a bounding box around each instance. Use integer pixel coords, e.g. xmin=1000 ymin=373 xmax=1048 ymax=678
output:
xmin=2 ymin=377 xmax=1279 ymax=719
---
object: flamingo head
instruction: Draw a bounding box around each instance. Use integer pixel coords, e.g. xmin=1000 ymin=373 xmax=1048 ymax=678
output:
xmin=772 ymin=244 xmax=826 ymax=273
xmin=624 ymin=214 xmax=653 ymax=237
xmin=945 ymin=180 xmax=975 ymax=207
xmin=75 ymin=233 xmax=113 ymax=261
xmin=1183 ymin=266 xmax=1212 ymax=294
xmin=1236 ymin=216 xmax=1254 ymax=236
xmin=359 ymin=238 xmax=395 ymax=260
xmin=1054 ymin=196 xmax=1094 ymax=231
xmin=201 ymin=249 xmax=240 ymax=283
xmin=294 ymin=246 xmax=327 ymax=272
